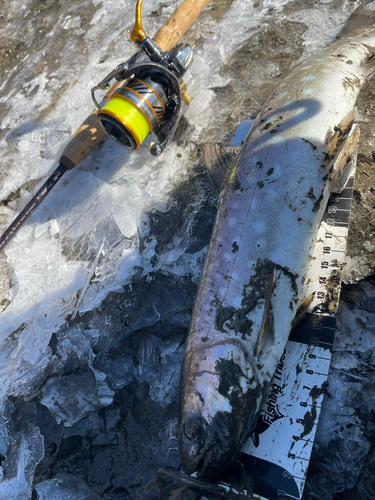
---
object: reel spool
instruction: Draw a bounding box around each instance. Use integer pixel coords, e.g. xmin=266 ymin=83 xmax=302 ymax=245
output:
xmin=97 ymin=75 xmax=168 ymax=150
xmin=91 ymin=0 xmax=193 ymax=156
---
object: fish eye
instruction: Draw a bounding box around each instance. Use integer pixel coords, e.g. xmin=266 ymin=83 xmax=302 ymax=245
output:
xmin=183 ymin=414 xmax=204 ymax=441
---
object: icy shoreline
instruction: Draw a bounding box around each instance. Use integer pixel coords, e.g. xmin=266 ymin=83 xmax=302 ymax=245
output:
xmin=0 ymin=0 xmax=374 ymax=498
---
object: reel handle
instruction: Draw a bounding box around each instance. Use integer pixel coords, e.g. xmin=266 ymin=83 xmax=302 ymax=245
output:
xmin=59 ymin=0 xmax=210 ymax=170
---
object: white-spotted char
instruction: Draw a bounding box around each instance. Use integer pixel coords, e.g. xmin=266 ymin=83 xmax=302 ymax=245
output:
xmin=177 ymin=25 xmax=375 ymax=479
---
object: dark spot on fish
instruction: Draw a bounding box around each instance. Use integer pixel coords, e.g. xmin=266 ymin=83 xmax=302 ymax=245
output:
xmin=215 ymin=306 xmax=236 ymax=331
xmin=296 ymin=364 xmax=302 ymax=374
xmin=232 ymin=241 xmax=239 ymax=253
xmin=262 ymin=122 xmax=272 ymax=130
xmin=256 ymin=161 xmax=263 ymax=169
xmin=201 ymin=336 xmax=209 ymax=343
xmin=356 ymin=317 xmax=366 ymax=329
xmin=269 ymin=129 xmax=278 ymax=134
xmin=343 ymin=75 xmax=361 ymax=92
xmin=257 ymin=181 xmax=264 ymax=189
xmin=244 ymin=259 xmax=299 ymax=314
xmin=307 ymin=187 xmax=316 ymax=200
xmin=312 ymin=191 xmax=324 ymax=212
xmin=302 ymin=138 xmax=317 ymax=151
xmin=266 ymin=168 xmax=274 ymax=176
xmin=196 ymin=391 xmax=205 ymax=406
xmin=346 ymin=60 xmax=353 ymax=64
xmin=297 ymin=217 xmax=303 ymax=223
xmin=216 ymin=358 xmax=245 ymax=403
xmin=238 ymin=319 xmax=254 ymax=338
xmin=279 ymin=116 xmax=283 ymax=120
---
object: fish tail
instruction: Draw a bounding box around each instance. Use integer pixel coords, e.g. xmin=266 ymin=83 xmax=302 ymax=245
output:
xmin=338 ymin=3 xmax=375 ymax=39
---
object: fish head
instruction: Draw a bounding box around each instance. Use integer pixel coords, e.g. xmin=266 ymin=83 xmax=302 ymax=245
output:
xmin=178 ymin=342 xmax=262 ymax=479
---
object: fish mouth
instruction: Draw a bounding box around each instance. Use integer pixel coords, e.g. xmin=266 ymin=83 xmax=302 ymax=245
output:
xmin=178 ymin=412 xmax=208 ymax=475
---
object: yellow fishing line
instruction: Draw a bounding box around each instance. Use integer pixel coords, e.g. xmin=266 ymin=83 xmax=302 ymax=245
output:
xmin=101 ymin=97 xmax=151 ymax=149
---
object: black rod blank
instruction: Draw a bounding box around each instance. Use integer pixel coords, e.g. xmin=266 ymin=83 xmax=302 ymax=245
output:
xmin=0 ymin=163 xmax=68 ymax=253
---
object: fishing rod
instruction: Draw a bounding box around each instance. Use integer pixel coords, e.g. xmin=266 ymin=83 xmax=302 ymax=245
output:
xmin=0 ymin=0 xmax=210 ymax=253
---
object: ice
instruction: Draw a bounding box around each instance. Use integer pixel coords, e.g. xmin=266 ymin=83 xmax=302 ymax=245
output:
xmin=363 ymin=240 xmax=375 ymax=252
xmin=40 ymin=325 xmax=114 ymax=426
xmin=35 ymin=473 xmax=102 ymax=500
xmin=0 ymin=0 xmax=374 ymax=497
xmin=289 ymin=6 xmax=349 ymax=59
xmin=343 ymin=255 xmax=373 ymax=284
xmin=0 ymin=426 xmax=44 ymax=500
xmin=132 ymin=333 xmax=184 ymax=406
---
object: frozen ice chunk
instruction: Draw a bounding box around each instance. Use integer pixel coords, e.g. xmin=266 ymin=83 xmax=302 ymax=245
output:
xmin=62 ymin=16 xmax=82 ymax=30
xmin=40 ymin=369 xmax=114 ymax=427
xmin=149 ymin=341 xmax=184 ymax=406
xmin=63 ymin=412 xmax=100 ymax=439
xmin=93 ymin=352 xmax=134 ymax=391
xmin=0 ymin=426 xmax=44 ymax=500
xmin=35 ymin=473 xmax=102 ymax=500
xmin=41 ymin=325 xmax=114 ymax=426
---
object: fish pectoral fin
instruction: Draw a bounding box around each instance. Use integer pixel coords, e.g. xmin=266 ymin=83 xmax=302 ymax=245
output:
xmin=255 ymin=268 xmax=276 ymax=356
xmin=203 ymin=144 xmax=240 ymax=192
xmin=329 ymin=124 xmax=360 ymax=194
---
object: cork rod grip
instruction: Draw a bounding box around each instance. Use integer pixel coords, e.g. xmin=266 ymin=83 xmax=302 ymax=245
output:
xmin=60 ymin=0 xmax=210 ymax=169
xmin=153 ymin=0 xmax=211 ymax=51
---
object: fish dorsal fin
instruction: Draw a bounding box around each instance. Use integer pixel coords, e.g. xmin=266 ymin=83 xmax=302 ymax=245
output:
xmin=203 ymin=144 xmax=240 ymax=192
xmin=255 ymin=268 xmax=277 ymax=356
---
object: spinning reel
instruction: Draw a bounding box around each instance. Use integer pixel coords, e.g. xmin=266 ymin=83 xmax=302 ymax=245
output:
xmin=91 ymin=0 xmax=193 ymax=156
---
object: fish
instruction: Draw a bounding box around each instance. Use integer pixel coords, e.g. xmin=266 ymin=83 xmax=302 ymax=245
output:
xmin=177 ymin=17 xmax=375 ymax=479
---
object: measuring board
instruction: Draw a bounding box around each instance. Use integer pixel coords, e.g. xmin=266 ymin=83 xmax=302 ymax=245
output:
xmin=222 ymin=174 xmax=356 ymax=500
